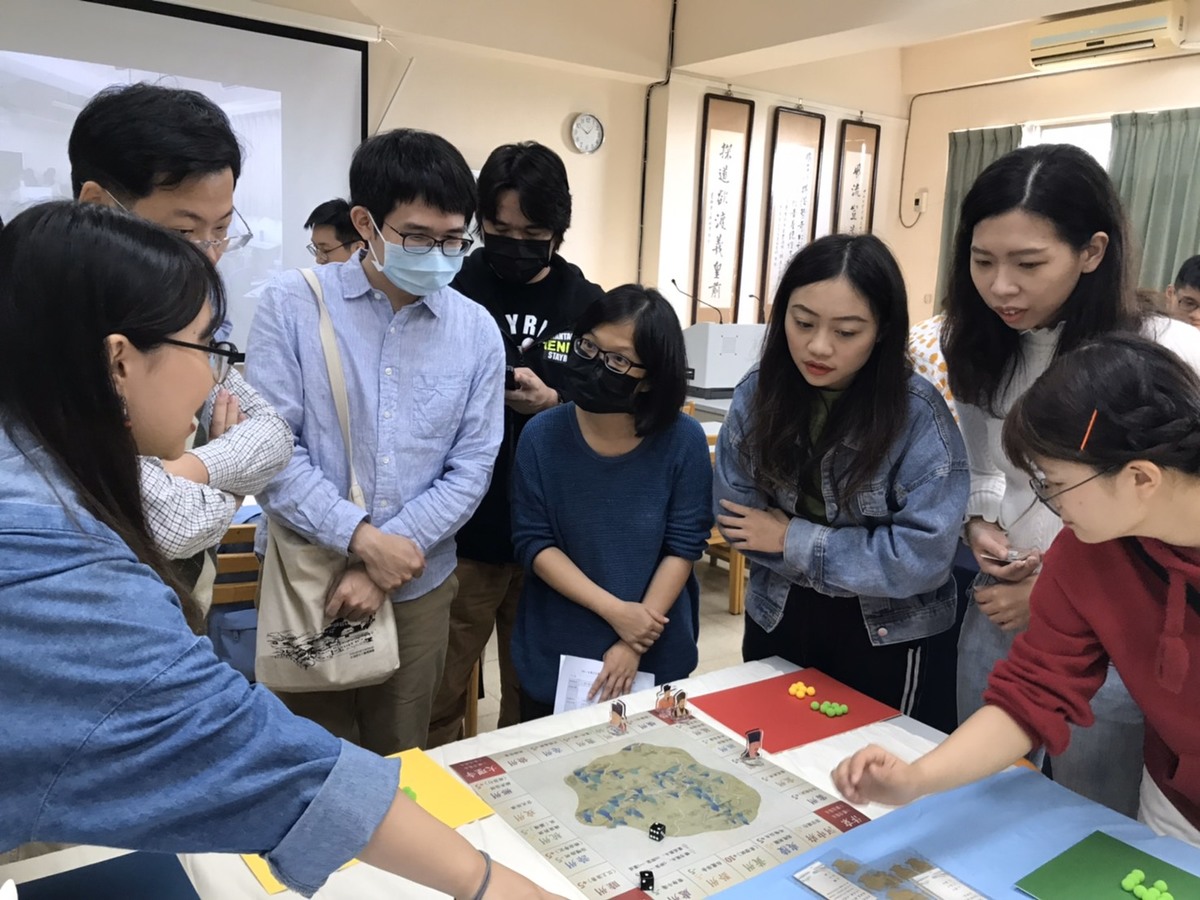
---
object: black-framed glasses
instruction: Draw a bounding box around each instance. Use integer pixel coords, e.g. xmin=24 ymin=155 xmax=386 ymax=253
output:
xmin=1029 ymin=466 xmax=1118 ymax=516
xmin=383 ymin=221 xmax=473 ymax=257
xmin=161 ymin=339 xmax=245 ymax=385
xmin=306 ymin=239 xmax=360 ymax=261
xmin=574 ymin=336 xmax=647 ymax=376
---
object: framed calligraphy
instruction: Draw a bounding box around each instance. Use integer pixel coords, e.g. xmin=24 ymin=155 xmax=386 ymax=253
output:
xmin=759 ymin=107 xmax=825 ymax=322
xmin=832 ymin=119 xmax=880 ymax=236
xmin=691 ymin=93 xmax=754 ymax=324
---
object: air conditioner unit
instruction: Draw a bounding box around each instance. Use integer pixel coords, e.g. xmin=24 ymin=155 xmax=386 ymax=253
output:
xmin=1029 ymin=1 xmax=1187 ymax=71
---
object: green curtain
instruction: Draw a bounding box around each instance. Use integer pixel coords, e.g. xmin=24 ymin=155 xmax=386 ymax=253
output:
xmin=1109 ymin=108 xmax=1200 ymax=290
xmin=934 ymin=125 xmax=1023 ymax=310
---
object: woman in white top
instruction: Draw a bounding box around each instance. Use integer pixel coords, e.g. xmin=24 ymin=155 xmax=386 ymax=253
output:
xmin=941 ymin=143 xmax=1200 ymax=816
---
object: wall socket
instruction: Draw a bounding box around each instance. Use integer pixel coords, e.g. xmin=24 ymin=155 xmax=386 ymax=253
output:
xmin=913 ymin=188 xmax=929 ymax=213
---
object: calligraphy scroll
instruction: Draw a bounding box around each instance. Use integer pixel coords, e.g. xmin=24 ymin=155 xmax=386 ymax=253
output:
xmin=759 ymin=107 xmax=825 ymax=322
xmin=691 ymin=93 xmax=754 ymax=324
xmin=832 ymin=120 xmax=880 ymax=236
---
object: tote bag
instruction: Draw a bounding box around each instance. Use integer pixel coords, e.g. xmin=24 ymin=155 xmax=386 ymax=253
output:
xmin=254 ymin=269 xmax=400 ymax=691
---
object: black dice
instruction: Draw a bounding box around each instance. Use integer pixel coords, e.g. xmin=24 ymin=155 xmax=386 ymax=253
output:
xmin=639 ymin=870 xmax=655 ymax=891
xmin=648 ymin=822 xmax=666 ymax=841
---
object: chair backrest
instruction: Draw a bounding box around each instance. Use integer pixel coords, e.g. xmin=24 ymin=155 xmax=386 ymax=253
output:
xmin=211 ymin=523 xmax=260 ymax=606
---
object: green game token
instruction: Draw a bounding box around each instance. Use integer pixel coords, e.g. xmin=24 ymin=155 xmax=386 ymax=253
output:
xmin=839 ymin=704 xmax=849 ymax=715
xmin=810 ymin=701 xmax=820 ymax=710
xmin=1153 ymin=882 xmax=1168 ymax=892
xmin=402 ymin=786 xmax=417 ymax=801
xmin=825 ymin=708 xmax=836 ymax=717
xmin=1134 ymin=885 xmax=1148 ymax=899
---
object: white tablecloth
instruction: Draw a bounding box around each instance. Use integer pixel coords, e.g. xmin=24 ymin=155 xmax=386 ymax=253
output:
xmin=2 ymin=659 xmax=940 ymax=898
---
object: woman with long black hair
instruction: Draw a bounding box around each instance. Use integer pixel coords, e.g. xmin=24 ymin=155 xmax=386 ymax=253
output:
xmin=0 ymin=201 xmax=559 ymax=899
xmin=714 ymin=233 xmax=968 ymax=715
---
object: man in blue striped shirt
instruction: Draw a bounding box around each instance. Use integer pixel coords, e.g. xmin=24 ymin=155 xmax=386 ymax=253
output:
xmin=247 ymin=129 xmax=505 ymax=753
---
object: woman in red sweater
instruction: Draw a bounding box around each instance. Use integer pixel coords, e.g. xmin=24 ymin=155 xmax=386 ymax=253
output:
xmin=833 ymin=334 xmax=1200 ymax=846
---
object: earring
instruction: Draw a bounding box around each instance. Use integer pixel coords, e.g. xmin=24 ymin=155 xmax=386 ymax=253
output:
xmin=120 ymin=395 xmax=131 ymax=427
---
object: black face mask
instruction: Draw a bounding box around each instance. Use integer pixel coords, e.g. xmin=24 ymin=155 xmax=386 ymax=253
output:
xmin=483 ymin=233 xmax=553 ymax=284
xmin=560 ymin=352 xmax=641 ymax=415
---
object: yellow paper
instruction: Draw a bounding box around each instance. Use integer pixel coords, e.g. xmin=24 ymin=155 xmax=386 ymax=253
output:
xmin=240 ymin=748 xmax=494 ymax=894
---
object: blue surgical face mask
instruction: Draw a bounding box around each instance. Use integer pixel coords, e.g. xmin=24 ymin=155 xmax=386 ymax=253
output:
xmin=367 ymin=214 xmax=463 ymax=296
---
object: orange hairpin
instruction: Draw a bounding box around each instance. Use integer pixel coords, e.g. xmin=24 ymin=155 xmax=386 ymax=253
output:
xmin=1079 ymin=408 xmax=1098 ymax=452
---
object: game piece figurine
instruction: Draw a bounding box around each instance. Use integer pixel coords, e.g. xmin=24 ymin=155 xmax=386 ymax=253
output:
xmin=609 ymin=698 xmax=628 ymax=735
xmin=671 ymin=689 xmax=691 ymax=721
xmin=655 ymin=684 xmax=675 ymax=711
xmin=649 ymin=823 xmax=666 ymax=842
xmin=639 ymin=870 xmax=655 ymax=890
xmin=739 ymin=728 xmax=764 ymax=766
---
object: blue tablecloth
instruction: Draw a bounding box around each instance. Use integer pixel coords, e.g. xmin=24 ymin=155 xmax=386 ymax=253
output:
xmin=718 ymin=769 xmax=1200 ymax=898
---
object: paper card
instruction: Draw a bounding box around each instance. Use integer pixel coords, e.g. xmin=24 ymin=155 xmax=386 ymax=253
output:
xmin=554 ymin=654 xmax=655 ymax=714
xmin=793 ymin=860 xmax=875 ymax=899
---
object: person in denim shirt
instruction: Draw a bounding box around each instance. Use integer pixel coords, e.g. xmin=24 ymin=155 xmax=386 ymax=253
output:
xmin=0 ymin=202 xmax=559 ymax=900
xmin=715 ymin=235 xmax=968 ymax=715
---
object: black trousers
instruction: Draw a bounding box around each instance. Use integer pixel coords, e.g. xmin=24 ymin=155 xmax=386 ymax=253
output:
xmin=519 ymin=688 xmax=555 ymax=723
xmin=742 ymin=583 xmax=930 ymax=716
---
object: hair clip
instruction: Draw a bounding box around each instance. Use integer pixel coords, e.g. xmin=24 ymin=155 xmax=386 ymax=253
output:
xmin=1080 ymin=408 xmax=1099 ymax=451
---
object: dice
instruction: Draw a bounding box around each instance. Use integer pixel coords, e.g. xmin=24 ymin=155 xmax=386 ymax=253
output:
xmin=649 ymin=822 xmax=666 ymax=841
xmin=639 ymin=870 xmax=655 ymax=891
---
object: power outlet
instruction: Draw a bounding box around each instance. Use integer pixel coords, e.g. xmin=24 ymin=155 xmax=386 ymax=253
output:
xmin=913 ymin=188 xmax=929 ymax=213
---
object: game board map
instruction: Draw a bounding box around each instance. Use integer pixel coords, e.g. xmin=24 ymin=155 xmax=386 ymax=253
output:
xmin=450 ymin=711 xmax=871 ymax=899
xmin=795 ymin=849 xmax=988 ymax=900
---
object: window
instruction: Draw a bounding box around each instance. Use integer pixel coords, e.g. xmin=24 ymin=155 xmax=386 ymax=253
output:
xmin=1021 ymin=121 xmax=1113 ymax=168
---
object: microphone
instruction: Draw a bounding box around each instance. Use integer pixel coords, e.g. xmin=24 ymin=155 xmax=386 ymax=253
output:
xmin=671 ymin=278 xmax=724 ymax=325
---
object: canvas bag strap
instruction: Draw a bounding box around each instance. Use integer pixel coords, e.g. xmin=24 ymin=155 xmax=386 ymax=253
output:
xmin=300 ymin=269 xmax=366 ymax=509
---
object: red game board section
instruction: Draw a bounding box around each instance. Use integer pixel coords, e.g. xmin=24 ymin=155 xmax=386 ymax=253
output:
xmin=612 ymin=892 xmax=652 ymax=900
xmin=448 ymin=756 xmax=506 ymax=784
xmin=690 ymin=669 xmax=899 ymax=754
xmin=815 ymin=800 xmax=871 ymax=832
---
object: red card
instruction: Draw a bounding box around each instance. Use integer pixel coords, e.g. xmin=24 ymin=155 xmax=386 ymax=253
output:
xmin=691 ymin=669 xmax=898 ymax=754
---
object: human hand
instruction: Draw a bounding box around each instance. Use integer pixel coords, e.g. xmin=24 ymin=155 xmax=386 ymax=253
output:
xmin=965 ymin=518 xmax=1040 ymax=582
xmin=482 ymin=861 xmax=569 ymax=899
xmin=208 ymin=388 xmax=243 ymax=439
xmin=974 ymin=574 xmax=1036 ymax=632
xmin=588 ymin=641 xmax=642 ymax=703
xmin=350 ymin=524 xmax=426 ymax=592
xmin=832 ymin=744 xmax=923 ymax=806
xmin=504 ymin=367 xmax=558 ymax=416
xmin=325 ymin=563 xmax=388 ymax=620
xmin=605 ymin=601 xmax=667 ymax=652
xmin=717 ymin=499 xmax=789 ymax=553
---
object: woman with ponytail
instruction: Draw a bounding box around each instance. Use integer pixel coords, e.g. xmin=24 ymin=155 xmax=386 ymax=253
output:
xmin=835 ymin=334 xmax=1200 ymax=847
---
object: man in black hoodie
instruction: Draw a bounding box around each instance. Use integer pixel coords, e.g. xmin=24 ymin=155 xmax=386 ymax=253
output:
xmin=428 ymin=142 xmax=603 ymax=745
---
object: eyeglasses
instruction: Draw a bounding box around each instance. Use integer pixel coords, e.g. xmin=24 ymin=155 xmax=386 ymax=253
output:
xmin=1028 ymin=466 xmax=1117 ymax=516
xmin=382 ymin=221 xmax=473 ymax=257
xmin=306 ymin=240 xmax=360 ymax=261
xmin=105 ymin=189 xmax=253 ymax=255
xmin=160 ymin=338 xmax=245 ymax=385
xmin=574 ymin=336 xmax=647 ymax=376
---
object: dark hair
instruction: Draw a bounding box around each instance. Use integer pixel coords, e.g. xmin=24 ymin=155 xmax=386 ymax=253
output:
xmin=0 ymin=201 xmax=226 ymax=631
xmin=350 ymin=129 xmax=476 ymax=227
xmin=743 ymin=233 xmax=911 ymax=506
xmin=572 ymin=285 xmax=688 ymax=437
xmin=477 ymin=142 xmax=572 ymax=240
xmin=69 ymin=83 xmax=242 ymax=201
xmin=1003 ymin=334 xmax=1200 ymax=479
xmin=942 ymin=144 xmax=1139 ymax=415
xmin=304 ymin=198 xmax=359 ymax=244
xmin=1174 ymin=254 xmax=1200 ymax=291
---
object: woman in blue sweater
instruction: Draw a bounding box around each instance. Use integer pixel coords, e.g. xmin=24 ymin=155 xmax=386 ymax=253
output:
xmin=510 ymin=286 xmax=714 ymax=720
xmin=714 ymin=234 xmax=969 ymax=716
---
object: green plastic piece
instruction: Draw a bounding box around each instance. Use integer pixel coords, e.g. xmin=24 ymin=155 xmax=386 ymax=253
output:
xmin=811 ymin=700 xmax=820 ymax=710
xmin=840 ymin=704 xmax=849 ymax=715
xmin=1130 ymin=870 xmax=1146 ymax=884
xmin=402 ymin=785 xmax=417 ymax=801
xmin=1153 ymin=882 xmax=1168 ymax=892
xmin=1161 ymin=892 xmax=1174 ymax=900
xmin=825 ymin=708 xmax=836 ymax=717
xmin=1144 ymin=888 xmax=1161 ymax=900
xmin=1134 ymin=885 xmax=1148 ymax=899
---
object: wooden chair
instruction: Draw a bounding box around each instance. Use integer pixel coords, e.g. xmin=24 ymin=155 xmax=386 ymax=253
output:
xmin=212 ymin=523 xmax=260 ymax=606
xmin=704 ymin=432 xmax=746 ymax=615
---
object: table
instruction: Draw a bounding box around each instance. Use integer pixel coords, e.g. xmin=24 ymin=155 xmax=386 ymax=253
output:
xmin=0 ymin=659 xmax=941 ymax=898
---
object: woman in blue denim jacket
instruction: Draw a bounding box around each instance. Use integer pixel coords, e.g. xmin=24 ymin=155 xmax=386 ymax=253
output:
xmin=0 ymin=203 xmax=559 ymax=900
xmin=715 ymin=234 xmax=968 ymax=715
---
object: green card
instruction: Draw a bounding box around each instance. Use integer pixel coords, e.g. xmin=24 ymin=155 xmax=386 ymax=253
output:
xmin=1016 ymin=831 xmax=1200 ymax=899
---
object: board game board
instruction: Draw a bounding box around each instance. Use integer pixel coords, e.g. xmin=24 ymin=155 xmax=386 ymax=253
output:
xmin=450 ymin=711 xmax=870 ymax=899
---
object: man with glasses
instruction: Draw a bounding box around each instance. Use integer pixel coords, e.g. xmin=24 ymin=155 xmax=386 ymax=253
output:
xmin=304 ymin=198 xmax=364 ymax=264
xmin=247 ymin=129 xmax=504 ymax=754
xmin=70 ymin=83 xmax=292 ymax=604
